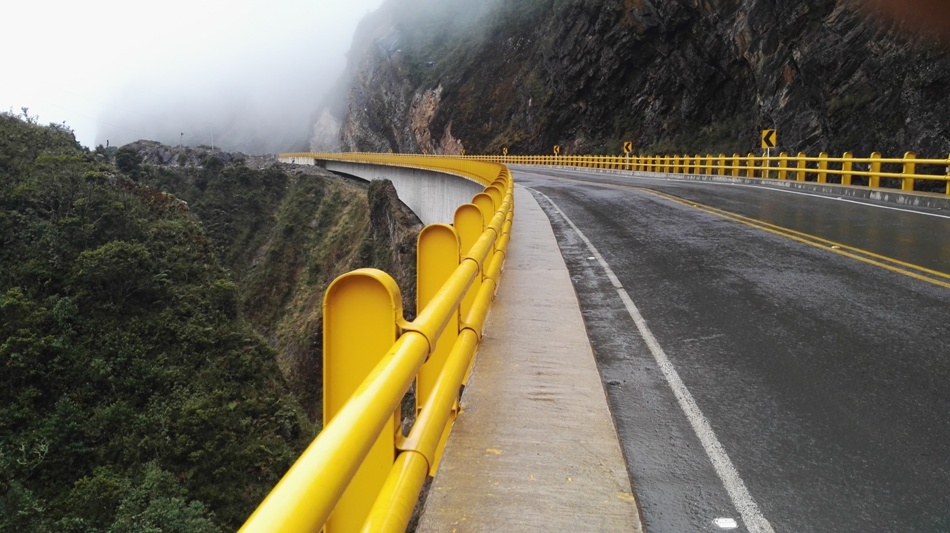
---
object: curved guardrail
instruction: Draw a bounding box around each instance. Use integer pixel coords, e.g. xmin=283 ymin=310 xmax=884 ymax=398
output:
xmin=240 ymin=154 xmax=513 ymax=533
xmin=468 ymin=151 xmax=950 ymax=195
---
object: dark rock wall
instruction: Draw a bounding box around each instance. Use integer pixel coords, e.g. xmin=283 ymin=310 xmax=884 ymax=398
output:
xmin=337 ymin=0 xmax=950 ymax=158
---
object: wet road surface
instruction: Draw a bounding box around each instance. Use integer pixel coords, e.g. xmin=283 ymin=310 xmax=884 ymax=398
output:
xmin=511 ymin=166 xmax=950 ymax=533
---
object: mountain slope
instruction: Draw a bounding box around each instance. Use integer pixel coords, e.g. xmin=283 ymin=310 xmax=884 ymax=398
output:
xmin=333 ymin=0 xmax=950 ymax=161
xmin=0 ymin=114 xmax=311 ymax=531
xmin=128 ymin=141 xmax=422 ymax=419
xmin=1 ymin=114 xmax=421 ymax=531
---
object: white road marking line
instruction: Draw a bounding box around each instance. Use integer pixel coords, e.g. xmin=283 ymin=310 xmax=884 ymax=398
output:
xmin=529 ymin=187 xmax=776 ymax=533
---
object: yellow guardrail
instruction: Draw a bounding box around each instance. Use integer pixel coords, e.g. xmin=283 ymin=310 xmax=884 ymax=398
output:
xmin=240 ymin=153 xmax=513 ymax=533
xmin=466 ymin=151 xmax=950 ymax=195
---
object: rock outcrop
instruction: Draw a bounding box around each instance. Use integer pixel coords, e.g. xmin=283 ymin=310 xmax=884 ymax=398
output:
xmin=333 ymin=0 xmax=950 ymax=159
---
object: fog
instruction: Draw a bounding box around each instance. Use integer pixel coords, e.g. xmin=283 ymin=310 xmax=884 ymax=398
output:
xmin=1 ymin=0 xmax=385 ymax=153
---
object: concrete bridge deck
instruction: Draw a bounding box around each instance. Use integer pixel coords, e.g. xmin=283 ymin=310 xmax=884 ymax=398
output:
xmin=416 ymin=186 xmax=643 ymax=532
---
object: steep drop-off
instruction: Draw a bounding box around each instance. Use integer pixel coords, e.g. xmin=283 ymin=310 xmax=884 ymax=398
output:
xmin=328 ymin=0 xmax=950 ymax=162
xmin=0 ymin=113 xmax=422 ymax=531
xmin=0 ymin=114 xmax=310 ymax=532
xmin=129 ymin=141 xmax=422 ymax=419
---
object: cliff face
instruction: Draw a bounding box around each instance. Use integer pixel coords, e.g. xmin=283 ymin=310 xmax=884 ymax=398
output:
xmin=333 ymin=0 xmax=950 ymax=158
xmin=133 ymin=145 xmax=422 ymax=419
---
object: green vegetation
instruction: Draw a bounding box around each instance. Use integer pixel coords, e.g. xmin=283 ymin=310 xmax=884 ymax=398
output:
xmin=0 ymin=113 xmax=313 ymax=531
xmin=143 ymin=158 xmax=420 ymax=418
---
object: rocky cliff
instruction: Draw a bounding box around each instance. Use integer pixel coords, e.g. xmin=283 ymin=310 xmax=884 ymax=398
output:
xmin=127 ymin=142 xmax=422 ymax=418
xmin=325 ymin=0 xmax=950 ymax=160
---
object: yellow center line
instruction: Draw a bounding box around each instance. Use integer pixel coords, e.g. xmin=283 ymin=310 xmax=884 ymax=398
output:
xmin=520 ymin=169 xmax=950 ymax=288
xmin=640 ymin=188 xmax=950 ymax=290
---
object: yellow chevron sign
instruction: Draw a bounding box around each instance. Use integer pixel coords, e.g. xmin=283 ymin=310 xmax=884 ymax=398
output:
xmin=623 ymin=141 xmax=633 ymax=153
xmin=761 ymin=129 xmax=777 ymax=149
xmin=553 ymin=145 xmax=561 ymax=155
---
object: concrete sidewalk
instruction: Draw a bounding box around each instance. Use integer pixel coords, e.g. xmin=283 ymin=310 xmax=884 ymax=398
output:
xmin=417 ymin=186 xmax=643 ymax=532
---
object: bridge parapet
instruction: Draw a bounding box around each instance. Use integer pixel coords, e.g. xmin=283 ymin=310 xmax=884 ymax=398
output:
xmin=241 ymin=154 xmax=513 ymax=533
xmin=468 ymin=151 xmax=950 ymax=196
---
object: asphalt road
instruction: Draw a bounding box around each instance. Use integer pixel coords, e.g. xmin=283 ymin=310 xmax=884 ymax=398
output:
xmin=511 ymin=166 xmax=950 ymax=533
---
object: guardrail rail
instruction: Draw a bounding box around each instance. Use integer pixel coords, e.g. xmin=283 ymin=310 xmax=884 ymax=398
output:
xmin=240 ymin=154 xmax=514 ymax=533
xmin=467 ymin=151 xmax=950 ymax=195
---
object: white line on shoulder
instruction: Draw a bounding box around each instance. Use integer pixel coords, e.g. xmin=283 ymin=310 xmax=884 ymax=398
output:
xmin=528 ymin=186 xmax=776 ymax=533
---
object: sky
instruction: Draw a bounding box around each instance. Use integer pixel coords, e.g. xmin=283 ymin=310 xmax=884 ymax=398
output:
xmin=1 ymin=0 xmax=386 ymax=150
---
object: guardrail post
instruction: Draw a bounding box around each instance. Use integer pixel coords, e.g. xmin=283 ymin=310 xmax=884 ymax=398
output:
xmin=902 ymin=151 xmax=916 ymax=191
xmin=324 ymin=269 xmax=403 ymax=533
xmin=731 ymin=153 xmax=741 ymax=177
xmin=415 ymin=224 xmax=461 ymax=474
xmin=946 ymin=154 xmax=950 ymax=195
xmin=718 ymin=154 xmax=726 ymax=176
xmin=778 ymin=152 xmax=789 ymax=180
xmin=818 ymin=152 xmax=829 ymax=183
xmin=869 ymin=152 xmax=882 ymax=188
xmin=746 ymin=152 xmax=755 ymax=178
xmin=841 ymin=152 xmax=854 ymax=185
xmin=455 ymin=204 xmax=484 ymax=347
xmin=797 ymin=152 xmax=808 ymax=181
xmin=473 ymin=193 xmax=496 ymax=274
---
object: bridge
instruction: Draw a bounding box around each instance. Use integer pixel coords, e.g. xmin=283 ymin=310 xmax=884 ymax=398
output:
xmin=241 ymin=151 xmax=950 ymax=532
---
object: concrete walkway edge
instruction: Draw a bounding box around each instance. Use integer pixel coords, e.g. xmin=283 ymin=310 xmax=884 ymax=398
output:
xmin=416 ymin=186 xmax=644 ymax=532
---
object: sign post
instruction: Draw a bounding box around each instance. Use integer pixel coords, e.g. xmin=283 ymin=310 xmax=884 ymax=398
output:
xmin=761 ymin=129 xmax=777 ymax=179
